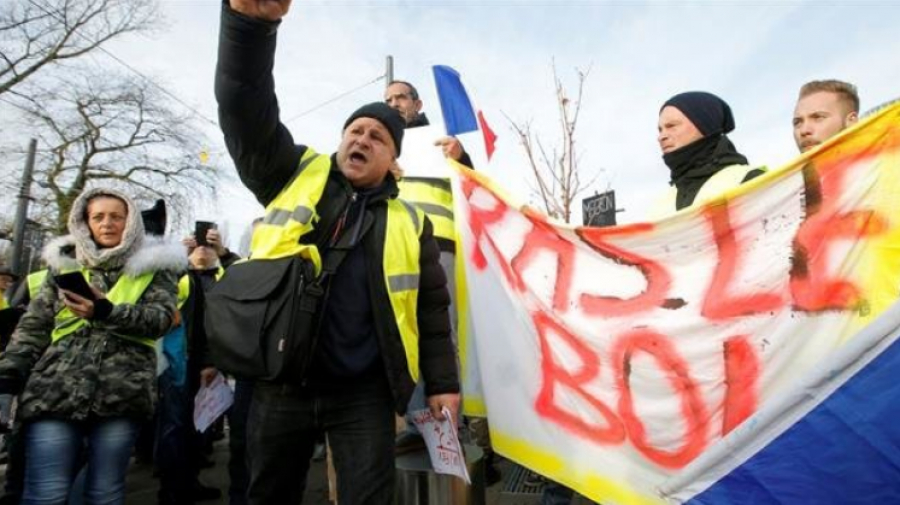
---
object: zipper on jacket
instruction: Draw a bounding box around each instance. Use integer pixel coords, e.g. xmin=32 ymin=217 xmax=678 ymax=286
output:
xmin=299 ymin=189 xmax=356 ymax=386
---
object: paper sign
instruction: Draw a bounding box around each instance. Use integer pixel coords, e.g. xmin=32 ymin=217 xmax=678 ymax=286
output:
xmin=410 ymin=407 xmax=470 ymax=484
xmin=193 ymin=373 xmax=234 ymax=433
xmin=397 ymin=125 xmax=451 ymax=178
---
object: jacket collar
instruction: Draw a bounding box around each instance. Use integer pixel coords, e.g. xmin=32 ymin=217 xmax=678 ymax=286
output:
xmin=43 ymin=235 xmax=187 ymax=276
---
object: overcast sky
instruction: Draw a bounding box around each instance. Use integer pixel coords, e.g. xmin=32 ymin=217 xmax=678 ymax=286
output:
xmin=8 ymin=0 xmax=900 ymax=248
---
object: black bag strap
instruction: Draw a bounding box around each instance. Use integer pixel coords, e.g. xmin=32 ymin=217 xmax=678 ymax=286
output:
xmin=298 ymin=201 xmax=372 ymax=314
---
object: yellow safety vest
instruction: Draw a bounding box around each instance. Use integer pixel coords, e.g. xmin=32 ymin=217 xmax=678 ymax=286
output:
xmin=250 ymin=148 xmax=332 ymax=271
xmin=0 ymin=292 xmax=7 ymax=311
xmin=27 ymin=270 xmax=49 ymax=300
xmin=648 ymin=164 xmax=766 ymax=219
xmin=250 ymin=148 xmax=426 ymax=382
xmin=398 ymin=177 xmax=455 ymax=243
xmin=51 ymin=269 xmax=157 ymax=348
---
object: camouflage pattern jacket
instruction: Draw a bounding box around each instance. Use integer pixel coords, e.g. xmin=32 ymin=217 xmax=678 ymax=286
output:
xmin=0 ymin=235 xmax=184 ymax=422
xmin=0 ymin=186 xmax=186 ymax=423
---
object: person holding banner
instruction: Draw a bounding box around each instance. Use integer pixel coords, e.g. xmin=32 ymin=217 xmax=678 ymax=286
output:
xmin=654 ymin=91 xmax=765 ymax=214
xmin=215 ymin=1 xmax=461 ymax=504
xmin=385 ymin=80 xmax=474 ymax=167
xmin=385 ymin=78 xmax=503 ymax=483
xmin=792 ymin=79 xmax=859 ymax=153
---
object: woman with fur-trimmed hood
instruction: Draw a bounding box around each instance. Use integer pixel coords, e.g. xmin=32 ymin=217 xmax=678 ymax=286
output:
xmin=0 ymin=188 xmax=185 ymax=505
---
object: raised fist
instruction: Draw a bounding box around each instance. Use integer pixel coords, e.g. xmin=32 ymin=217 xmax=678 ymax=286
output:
xmin=230 ymin=0 xmax=292 ymax=21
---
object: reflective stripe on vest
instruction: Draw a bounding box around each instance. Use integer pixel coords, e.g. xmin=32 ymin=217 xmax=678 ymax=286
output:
xmin=51 ymin=269 xmax=157 ymax=348
xmin=250 ymin=148 xmax=330 ymax=271
xmin=398 ymin=177 xmax=455 ymax=243
xmin=27 ymin=270 xmax=49 ymax=300
xmin=649 ymin=164 xmax=766 ymax=218
xmin=384 ymin=199 xmax=425 ymax=383
xmin=248 ymin=150 xmax=427 ymax=383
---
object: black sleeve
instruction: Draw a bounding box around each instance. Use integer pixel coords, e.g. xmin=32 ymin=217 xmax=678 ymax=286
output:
xmin=454 ymin=137 xmax=474 ymax=170
xmin=218 ymin=249 xmax=241 ymax=268
xmin=457 ymin=148 xmax=474 ymax=170
xmin=215 ymin=1 xmax=306 ymax=207
xmin=416 ymin=217 xmax=460 ymax=396
xmin=741 ymin=168 xmax=766 ymax=183
xmin=188 ymin=277 xmax=214 ymax=370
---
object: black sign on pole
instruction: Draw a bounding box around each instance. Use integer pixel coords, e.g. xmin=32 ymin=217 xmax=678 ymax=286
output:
xmin=582 ymin=190 xmax=616 ymax=227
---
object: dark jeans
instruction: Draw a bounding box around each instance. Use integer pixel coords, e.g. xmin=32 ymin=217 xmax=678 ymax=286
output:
xmin=541 ymin=482 xmax=575 ymax=505
xmin=227 ymin=379 xmax=253 ymax=505
xmin=541 ymin=482 xmax=599 ymax=505
xmin=155 ymin=368 xmax=193 ymax=505
xmin=247 ymin=375 xmax=395 ymax=505
xmin=1 ymin=421 xmax=26 ymax=503
xmin=22 ymin=417 xmax=139 ymax=505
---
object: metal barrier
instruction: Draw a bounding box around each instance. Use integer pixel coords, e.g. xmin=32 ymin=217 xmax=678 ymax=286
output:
xmin=395 ymin=444 xmax=485 ymax=505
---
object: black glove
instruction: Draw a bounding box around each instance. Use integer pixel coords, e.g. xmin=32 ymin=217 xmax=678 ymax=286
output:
xmin=0 ymin=377 xmax=23 ymax=396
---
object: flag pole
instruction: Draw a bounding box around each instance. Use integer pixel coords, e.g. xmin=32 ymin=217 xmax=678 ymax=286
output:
xmin=385 ymin=55 xmax=394 ymax=86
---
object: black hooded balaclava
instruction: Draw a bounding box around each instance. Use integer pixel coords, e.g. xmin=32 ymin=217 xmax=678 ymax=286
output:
xmin=660 ymin=91 xmax=748 ymax=209
xmin=661 ymin=91 xmax=735 ymax=137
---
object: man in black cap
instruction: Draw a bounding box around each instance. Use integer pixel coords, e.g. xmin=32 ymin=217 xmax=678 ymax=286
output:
xmin=215 ymin=1 xmax=460 ymax=503
xmin=654 ymin=91 xmax=765 ymax=215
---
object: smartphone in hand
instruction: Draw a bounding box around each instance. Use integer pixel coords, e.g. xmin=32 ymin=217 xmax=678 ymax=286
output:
xmin=195 ymin=221 xmax=217 ymax=246
xmin=54 ymin=272 xmax=97 ymax=301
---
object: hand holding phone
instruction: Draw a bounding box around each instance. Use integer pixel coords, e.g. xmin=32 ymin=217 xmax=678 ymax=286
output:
xmin=195 ymin=221 xmax=217 ymax=246
xmin=54 ymin=272 xmax=97 ymax=302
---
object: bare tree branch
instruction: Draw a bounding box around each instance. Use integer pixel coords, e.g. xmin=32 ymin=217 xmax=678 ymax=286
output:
xmin=0 ymin=0 xmax=159 ymax=96
xmin=504 ymin=63 xmax=596 ymax=223
xmin=6 ymin=69 xmax=219 ymax=234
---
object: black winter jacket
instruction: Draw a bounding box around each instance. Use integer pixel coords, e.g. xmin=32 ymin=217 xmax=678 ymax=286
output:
xmin=215 ymin=2 xmax=459 ymax=413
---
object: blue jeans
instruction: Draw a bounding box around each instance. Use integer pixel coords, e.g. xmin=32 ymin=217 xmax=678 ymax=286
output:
xmin=247 ymin=375 xmax=395 ymax=505
xmin=22 ymin=417 xmax=139 ymax=505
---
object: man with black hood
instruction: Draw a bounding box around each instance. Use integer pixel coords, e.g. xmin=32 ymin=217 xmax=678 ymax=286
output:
xmin=653 ymin=91 xmax=765 ymax=215
xmin=215 ymin=1 xmax=460 ymax=503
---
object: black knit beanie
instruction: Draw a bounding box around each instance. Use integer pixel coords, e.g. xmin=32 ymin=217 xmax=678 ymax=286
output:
xmin=661 ymin=91 xmax=735 ymax=137
xmin=343 ymin=102 xmax=405 ymax=157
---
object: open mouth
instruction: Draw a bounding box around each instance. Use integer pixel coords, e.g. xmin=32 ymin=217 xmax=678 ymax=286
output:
xmin=349 ymin=151 xmax=368 ymax=164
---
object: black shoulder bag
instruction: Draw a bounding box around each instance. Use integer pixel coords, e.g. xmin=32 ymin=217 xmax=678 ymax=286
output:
xmin=204 ymin=177 xmax=359 ymax=383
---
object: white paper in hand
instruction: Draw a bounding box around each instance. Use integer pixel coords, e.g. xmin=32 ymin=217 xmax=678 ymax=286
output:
xmin=397 ymin=125 xmax=451 ymax=178
xmin=410 ymin=407 xmax=470 ymax=484
xmin=193 ymin=373 xmax=234 ymax=433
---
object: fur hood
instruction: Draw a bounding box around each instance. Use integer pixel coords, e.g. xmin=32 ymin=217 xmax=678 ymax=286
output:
xmin=43 ymin=234 xmax=187 ymax=276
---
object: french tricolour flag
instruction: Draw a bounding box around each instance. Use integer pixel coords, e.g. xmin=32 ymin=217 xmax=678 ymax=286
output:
xmin=432 ymin=65 xmax=497 ymax=161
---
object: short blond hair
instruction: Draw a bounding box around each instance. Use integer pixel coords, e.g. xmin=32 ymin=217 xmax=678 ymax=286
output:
xmin=799 ymin=80 xmax=859 ymax=113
